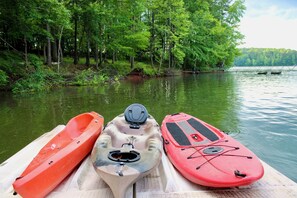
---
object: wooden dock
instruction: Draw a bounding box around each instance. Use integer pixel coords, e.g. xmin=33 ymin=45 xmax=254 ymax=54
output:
xmin=1 ymin=125 xmax=297 ymax=198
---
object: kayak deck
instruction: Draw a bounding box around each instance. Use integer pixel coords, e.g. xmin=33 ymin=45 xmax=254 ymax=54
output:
xmin=1 ymin=125 xmax=297 ymax=198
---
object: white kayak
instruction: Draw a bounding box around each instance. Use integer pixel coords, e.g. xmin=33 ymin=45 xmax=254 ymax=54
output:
xmin=91 ymin=104 xmax=162 ymax=198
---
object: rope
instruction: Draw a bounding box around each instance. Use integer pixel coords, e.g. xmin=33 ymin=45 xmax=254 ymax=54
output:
xmin=180 ymin=140 xmax=253 ymax=170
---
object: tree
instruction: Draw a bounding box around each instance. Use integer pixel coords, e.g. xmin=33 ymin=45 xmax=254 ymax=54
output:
xmin=41 ymin=0 xmax=71 ymax=67
xmin=147 ymin=0 xmax=190 ymax=70
xmin=183 ymin=0 xmax=245 ymax=70
xmin=234 ymin=48 xmax=297 ymax=66
xmin=124 ymin=0 xmax=150 ymax=68
xmin=0 ymin=0 xmax=70 ymax=68
xmin=0 ymin=0 xmax=248 ymax=79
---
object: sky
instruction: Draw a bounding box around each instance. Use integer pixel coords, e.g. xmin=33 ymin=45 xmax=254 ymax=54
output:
xmin=239 ymin=0 xmax=297 ymax=50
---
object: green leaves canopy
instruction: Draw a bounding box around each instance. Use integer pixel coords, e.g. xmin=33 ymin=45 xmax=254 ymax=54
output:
xmin=183 ymin=0 xmax=245 ymax=70
xmin=234 ymin=48 xmax=297 ymax=66
xmin=0 ymin=0 xmax=246 ymax=71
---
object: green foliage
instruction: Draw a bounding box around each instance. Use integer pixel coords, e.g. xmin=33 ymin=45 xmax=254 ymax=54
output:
xmin=124 ymin=31 xmax=150 ymax=56
xmin=73 ymin=68 xmax=107 ymax=86
xmin=28 ymin=54 xmax=43 ymax=70
xmin=234 ymin=48 xmax=297 ymax=66
xmin=11 ymin=64 xmax=65 ymax=93
xmin=12 ymin=71 xmax=47 ymax=93
xmin=0 ymin=69 xmax=8 ymax=86
xmin=110 ymin=61 xmax=131 ymax=76
xmin=134 ymin=62 xmax=158 ymax=76
xmin=43 ymin=68 xmax=64 ymax=86
xmin=148 ymin=0 xmax=190 ymax=68
xmin=0 ymin=0 xmax=247 ymax=92
xmin=183 ymin=0 xmax=245 ymax=70
xmin=0 ymin=51 xmax=24 ymax=75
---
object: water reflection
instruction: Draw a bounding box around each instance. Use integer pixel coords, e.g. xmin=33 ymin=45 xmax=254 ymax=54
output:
xmin=1 ymin=72 xmax=297 ymax=183
xmin=0 ymin=73 xmax=239 ymax=163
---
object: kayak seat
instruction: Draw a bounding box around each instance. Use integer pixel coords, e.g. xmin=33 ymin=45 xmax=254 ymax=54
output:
xmin=166 ymin=123 xmax=191 ymax=146
xmin=124 ymin=103 xmax=149 ymax=129
xmin=104 ymin=115 xmax=161 ymax=150
xmin=187 ymin=118 xmax=219 ymax=141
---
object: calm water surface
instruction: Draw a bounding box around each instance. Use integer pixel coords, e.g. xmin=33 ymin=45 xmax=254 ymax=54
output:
xmin=1 ymin=72 xmax=297 ymax=182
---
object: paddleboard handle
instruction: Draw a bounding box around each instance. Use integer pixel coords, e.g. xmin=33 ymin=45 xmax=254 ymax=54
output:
xmin=234 ymin=170 xmax=247 ymax=177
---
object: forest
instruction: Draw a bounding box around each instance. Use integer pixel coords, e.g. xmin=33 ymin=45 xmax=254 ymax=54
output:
xmin=0 ymin=0 xmax=245 ymax=93
xmin=234 ymin=48 xmax=297 ymax=66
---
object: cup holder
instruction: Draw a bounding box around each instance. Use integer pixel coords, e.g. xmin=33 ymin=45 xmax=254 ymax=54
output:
xmin=108 ymin=150 xmax=141 ymax=163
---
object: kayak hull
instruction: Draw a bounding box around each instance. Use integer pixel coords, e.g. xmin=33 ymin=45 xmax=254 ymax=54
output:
xmin=91 ymin=113 xmax=162 ymax=198
xmin=13 ymin=112 xmax=104 ymax=198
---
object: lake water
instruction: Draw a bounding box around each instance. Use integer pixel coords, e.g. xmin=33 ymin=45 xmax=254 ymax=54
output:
xmin=1 ymin=71 xmax=297 ymax=182
xmin=228 ymin=65 xmax=297 ymax=72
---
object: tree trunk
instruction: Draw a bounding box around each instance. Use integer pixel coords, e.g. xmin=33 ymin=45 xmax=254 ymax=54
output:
xmin=57 ymin=26 xmax=64 ymax=73
xmin=112 ymin=51 xmax=115 ymax=64
xmin=74 ymin=15 xmax=78 ymax=65
xmin=130 ymin=56 xmax=134 ymax=69
xmin=168 ymin=17 xmax=172 ymax=69
xmin=95 ymin=45 xmax=99 ymax=70
xmin=86 ymin=35 xmax=90 ymax=66
xmin=52 ymin=39 xmax=58 ymax=62
xmin=24 ymin=36 xmax=28 ymax=67
xmin=46 ymin=23 xmax=52 ymax=66
xmin=168 ymin=44 xmax=171 ymax=69
xmin=169 ymin=42 xmax=174 ymax=69
xmin=78 ymin=26 xmax=85 ymax=63
xmin=43 ymin=44 xmax=47 ymax=64
xmin=150 ymin=12 xmax=155 ymax=67
xmin=99 ymin=50 xmax=103 ymax=67
xmin=159 ymin=36 xmax=166 ymax=72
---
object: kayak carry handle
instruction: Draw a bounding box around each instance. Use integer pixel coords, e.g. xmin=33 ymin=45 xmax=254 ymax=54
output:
xmin=234 ymin=170 xmax=247 ymax=177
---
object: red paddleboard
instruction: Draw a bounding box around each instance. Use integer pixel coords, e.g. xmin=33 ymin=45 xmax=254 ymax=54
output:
xmin=161 ymin=113 xmax=264 ymax=187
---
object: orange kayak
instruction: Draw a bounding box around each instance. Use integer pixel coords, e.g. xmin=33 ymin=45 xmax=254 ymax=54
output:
xmin=13 ymin=112 xmax=104 ymax=198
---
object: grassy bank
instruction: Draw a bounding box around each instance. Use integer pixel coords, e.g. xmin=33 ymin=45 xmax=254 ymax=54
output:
xmin=0 ymin=51 xmax=226 ymax=94
xmin=0 ymin=52 xmax=163 ymax=93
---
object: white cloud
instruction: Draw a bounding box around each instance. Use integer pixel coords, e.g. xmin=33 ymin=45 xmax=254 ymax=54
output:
xmin=239 ymin=0 xmax=297 ymax=50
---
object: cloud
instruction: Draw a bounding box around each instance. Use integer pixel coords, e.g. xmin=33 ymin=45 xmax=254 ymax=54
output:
xmin=246 ymin=3 xmax=297 ymax=19
xmin=240 ymin=17 xmax=297 ymax=50
xmin=239 ymin=0 xmax=297 ymax=50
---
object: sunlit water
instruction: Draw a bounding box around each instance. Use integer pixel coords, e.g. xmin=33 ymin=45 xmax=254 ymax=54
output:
xmin=1 ymin=72 xmax=296 ymax=182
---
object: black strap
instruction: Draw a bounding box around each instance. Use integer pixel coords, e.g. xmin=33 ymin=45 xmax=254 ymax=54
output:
xmin=187 ymin=118 xmax=219 ymax=141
